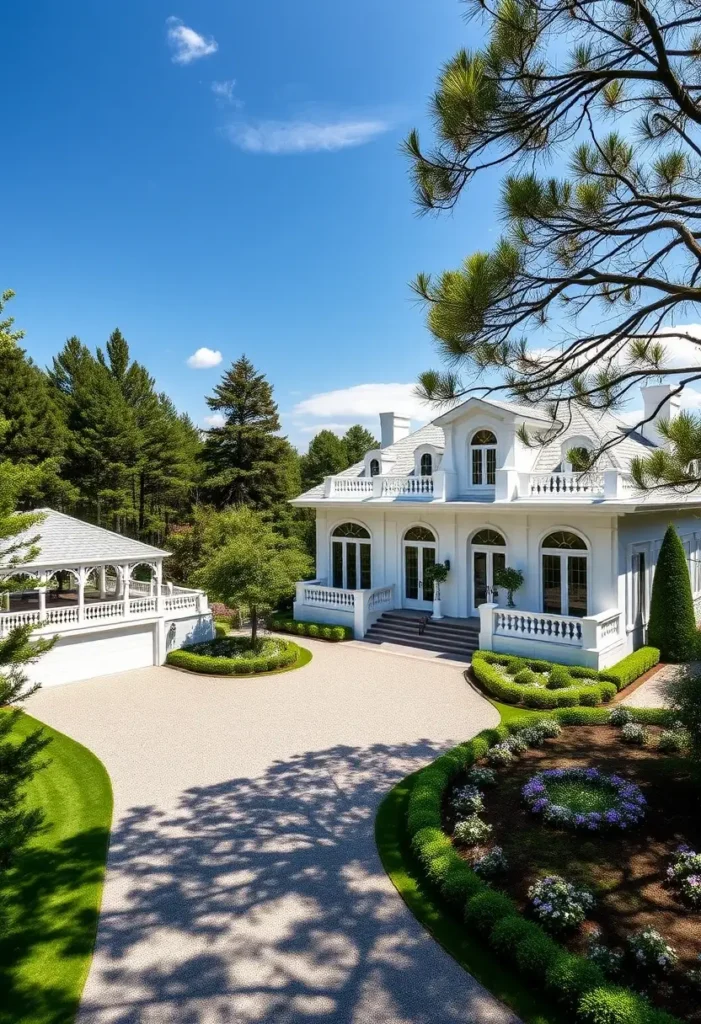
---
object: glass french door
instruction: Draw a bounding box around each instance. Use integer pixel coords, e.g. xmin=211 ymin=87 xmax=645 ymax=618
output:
xmin=542 ymin=553 xmax=588 ymax=617
xmin=331 ymin=540 xmax=371 ymax=589
xmin=403 ymin=543 xmax=436 ymax=609
xmin=472 ymin=549 xmax=506 ymax=613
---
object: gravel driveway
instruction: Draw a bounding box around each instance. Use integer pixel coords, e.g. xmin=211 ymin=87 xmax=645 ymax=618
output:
xmin=27 ymin=639 xmax=515 ymax=1024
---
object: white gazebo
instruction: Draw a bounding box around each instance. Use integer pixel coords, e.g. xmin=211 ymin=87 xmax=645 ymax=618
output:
xmin=0 ymin=509 xmax=213 ymax=685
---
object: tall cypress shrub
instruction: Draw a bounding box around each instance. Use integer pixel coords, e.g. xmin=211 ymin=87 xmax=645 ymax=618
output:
xmin=648 ymin=525 xmax=697 ymax=662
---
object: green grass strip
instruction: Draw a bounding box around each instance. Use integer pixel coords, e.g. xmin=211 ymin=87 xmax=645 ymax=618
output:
xmin=0 ymin=711 xmax=113 ymax=1024
xmin=375 ymin=771 xmax=565 ymax=1024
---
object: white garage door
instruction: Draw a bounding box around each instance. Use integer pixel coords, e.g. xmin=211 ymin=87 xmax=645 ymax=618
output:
xmin=30 ymin=624 xmax=156 ymax=687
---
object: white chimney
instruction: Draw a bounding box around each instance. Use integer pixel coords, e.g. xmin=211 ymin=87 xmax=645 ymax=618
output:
xmin=640 ymin=384 xmax=681 ymax=446
xmin=380 ymin=412 xmax=411 ymax=449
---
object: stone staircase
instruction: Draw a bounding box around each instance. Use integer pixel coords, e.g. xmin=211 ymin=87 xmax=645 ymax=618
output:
xmin=363 ymin=610 xmax=480 ymax=661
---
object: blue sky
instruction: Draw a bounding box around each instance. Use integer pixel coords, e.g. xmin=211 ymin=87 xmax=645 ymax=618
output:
xmin=1 ymin=0 xmax=511 ymax=446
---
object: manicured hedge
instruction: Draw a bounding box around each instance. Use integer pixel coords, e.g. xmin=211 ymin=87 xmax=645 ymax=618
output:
xmin=648 ymin=525 xmax=697 ymax=663
xmin=599 ymin=647 xmax=660 ymax=689
xmin=166 ymin=638 xmax=300 ymax=675
xmin=472 ymin=651 xmax=617 ymax=708
xmin=472 ymin=646 xmax=660 ymax=708
xmin=214 ymin=621 xmax=229 ymax=638
xmin=270 ymin=617 xmax=352 ymax=642
xmin=406 ymin=718 xmax=682 ymax=1024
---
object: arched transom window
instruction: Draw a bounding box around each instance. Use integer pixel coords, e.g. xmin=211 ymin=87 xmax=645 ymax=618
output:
xmin=541 ymin=531 xmax=588 ymax=617
xmin=470 ymin=430 xmax=497 ymax=487
xmin=404 ymin=525 xmax=436 ymax=542
xmin=471 ymin=528 xmax=505 ymax=546
xmin=332 ymin=523 xmax=371 ymax=590
xmin=420 ymin=453 xmax=433 ymax=477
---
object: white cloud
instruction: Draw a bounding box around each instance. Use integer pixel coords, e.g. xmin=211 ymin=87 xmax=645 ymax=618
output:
xmin=650 ymin=324 xmax=701 ymax=367
xmin=223 ymin=118 xmax=390 ymax=155
xmin=166 ymin=17 xmax=218 ymax=65
xmin=186 ymin=347 xmax=222 ymax=369
xmin=211 ymin=79 xmax=241 ymax=106
xmin=203 ymin=412 xmax=226 ymax=428
xmin=293 ymin=382 xmax=434 ymax=423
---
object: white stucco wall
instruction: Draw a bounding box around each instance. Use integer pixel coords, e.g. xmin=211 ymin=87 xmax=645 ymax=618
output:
xmin=28 ymin=621 xmax=159 ymax=688
xmin=314 ymin=506 xmax=618 ymax=623
xmin=164 ymin=612 xmax=215 ymax=654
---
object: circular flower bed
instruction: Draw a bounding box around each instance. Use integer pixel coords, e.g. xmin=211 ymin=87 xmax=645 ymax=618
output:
xmin=166 ymin=636 xmax=300 ymax=675
xmin=522 ymin=767 xmax=646 ymax=831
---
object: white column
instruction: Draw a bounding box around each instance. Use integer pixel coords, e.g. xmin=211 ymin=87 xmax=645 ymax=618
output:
xmin=353 ymin=590 xmax=366 ymax=639
xmin=479 ymin=601 xmax=498 ymax=651
xmin=38 ymin=573 xmax=47 ymax=619
xmin=99 ymin=566 xmax=107 ymax=600
xmin=77 ymin=567 xmax=86 ymax=623
xmin=122 ymin=565 xmax=131 ymax=618
xmin=155 ymin=561 xmax=163 ymax=611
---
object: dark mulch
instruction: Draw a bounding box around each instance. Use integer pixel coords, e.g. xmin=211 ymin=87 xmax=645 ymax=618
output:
xmin=447 ymin=725 xmax=701 ymax=1020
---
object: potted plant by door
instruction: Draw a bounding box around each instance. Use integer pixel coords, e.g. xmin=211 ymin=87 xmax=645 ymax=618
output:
xmin=424 ymin=561 xmax=450 ymax=620
xmin=492 ymin=566 xmax=524 ymax=608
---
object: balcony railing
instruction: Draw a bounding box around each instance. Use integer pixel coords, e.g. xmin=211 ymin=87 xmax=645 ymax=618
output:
xmin=321 ymin=468 xmax=639 ymax=503
xmin=480 ymin=603 xmax=622 ymax=659
xmin=0 ymin=589 xmax=205 ymax=638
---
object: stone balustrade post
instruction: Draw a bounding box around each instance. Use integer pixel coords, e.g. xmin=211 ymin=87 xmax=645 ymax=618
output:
xmin=478 ymin=601 xmax=498 ymax=651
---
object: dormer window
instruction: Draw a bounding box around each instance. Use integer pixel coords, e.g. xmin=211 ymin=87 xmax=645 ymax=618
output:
xmin=558 ymin=436 xmax=594 ymax=472
xmin=369 ymin=459 xmax=380 ymax=477
xmin=471 ymin=430 xmax=497 ymax=486
xmin=420 ymin=453 xmax=432 ymax=476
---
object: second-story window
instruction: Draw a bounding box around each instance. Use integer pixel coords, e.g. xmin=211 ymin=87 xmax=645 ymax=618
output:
xmin=420 ymin=453 xmax=432 ymax=476
xmin=471 ymin=430 xmax=497 ymax=486
xmin=369 ymin=459 xmax=380 ymax=477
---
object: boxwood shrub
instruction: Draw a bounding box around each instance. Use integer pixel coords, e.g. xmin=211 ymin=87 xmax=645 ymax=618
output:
xmin=405 ymin=720 xmax=682 ymax=1024
xmin=471 ymin=647 xmax=659 ymax=708
xmin=269 ymin=617 xmax=352 ymax=642
xmin=166 ymin=637 xmax=300 ymax=675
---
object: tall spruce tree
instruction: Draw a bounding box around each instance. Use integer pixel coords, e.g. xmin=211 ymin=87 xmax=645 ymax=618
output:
xmin=300 ymin=430 xmax=349 ymax=491
xmin=202 ymin=356 xmax=295 ymax=509
xmin=0 ymin=292 xmax=71 ymax=509
xmin=406 ymin=0 xmax=701 ymax=467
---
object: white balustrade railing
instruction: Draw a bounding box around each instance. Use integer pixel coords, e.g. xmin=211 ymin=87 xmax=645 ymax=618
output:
xmin=84 ymin=600 xmax=124 ymax=622
xmin=527 ymin=472 xmax=605 ymax=498
xmin=493 ymin=608 xmax=584 ymax=646
xmin=0 ymin=608 xmax=45 ymax=632
xmin=294 ymin=581 xmax=396 ymax=637
xmin=163 ymin=593 xmax=199 ymax=612
xmin=328 ymin=477 xmax=374 ymax=497
xmin=299 ymin=583 xmax=355 ymax=609
xmin=130 ymin=597 xmax=157 ymax=614
xmin=380 ymin=475 xmax=434 ymax=498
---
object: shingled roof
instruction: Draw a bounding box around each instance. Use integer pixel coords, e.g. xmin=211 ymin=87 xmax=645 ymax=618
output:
xmin=1 ymin=509 xmax=169 ymax=571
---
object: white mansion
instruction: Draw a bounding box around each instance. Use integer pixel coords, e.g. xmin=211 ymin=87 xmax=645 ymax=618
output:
xmin=291 ymin=384 xmax=700 ymax=668
xmin=0 ymin=509 xmax=213 ymax=686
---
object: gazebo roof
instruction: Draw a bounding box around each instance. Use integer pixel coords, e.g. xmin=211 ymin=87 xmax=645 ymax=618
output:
xmin=2 ymin=508 xmax=170 ymax=572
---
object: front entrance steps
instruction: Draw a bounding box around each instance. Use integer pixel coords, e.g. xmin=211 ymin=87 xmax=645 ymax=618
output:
xmin=363 ymin=610 xmax=480 ymax=662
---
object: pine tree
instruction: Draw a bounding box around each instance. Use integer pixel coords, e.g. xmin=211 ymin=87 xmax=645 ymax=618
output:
xmin=343 ymin=425 xmax=378 ymax=464
xmin=0 ymin=497 xmax=54 ymax=868
xmin=300 ymin=430 xmax=349 ymax=490
xmin=648 ymin=526 xmax=697 ymax=663
xmin=202 ymin=356 xmax=294 ymax=509
xmin=406 ymin=1 xmax=701 ymax=467
xmin=0 ymin=292 xmax=72 ymax=509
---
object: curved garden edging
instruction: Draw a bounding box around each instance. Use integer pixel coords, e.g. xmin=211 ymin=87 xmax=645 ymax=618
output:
xmin=471 ymin=648 xmax=660 ymax=709
xmin=1 ymin=711 xmax=113 ymax=1023
xmin=377 ymin=704 xmax=679 ymax=1024
xmin=166 ymin=639 xmax=311 ymax=677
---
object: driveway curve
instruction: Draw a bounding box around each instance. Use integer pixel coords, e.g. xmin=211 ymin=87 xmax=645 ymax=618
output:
xmin=27 ymin=638 xmax=515 ymax=1024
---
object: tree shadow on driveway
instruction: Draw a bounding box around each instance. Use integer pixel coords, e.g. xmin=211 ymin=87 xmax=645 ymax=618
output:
xmin=80 ymin=739 xmax=514 ymax=1024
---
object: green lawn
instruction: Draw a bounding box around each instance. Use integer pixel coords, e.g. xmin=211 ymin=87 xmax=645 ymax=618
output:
xmin=0 ymin=711 xmax=113 ymax=1024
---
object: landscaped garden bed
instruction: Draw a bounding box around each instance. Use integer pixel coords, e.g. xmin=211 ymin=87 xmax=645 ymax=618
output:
xmin=471 ymin=647 xmax=660 ymax=708
xmin=166 ymin=635 xmax=305 ymax=674
xmin=269 ymin=614 xmax=352 ymax=642
xmin=401 ymin=705 xmax=701 ymax=1024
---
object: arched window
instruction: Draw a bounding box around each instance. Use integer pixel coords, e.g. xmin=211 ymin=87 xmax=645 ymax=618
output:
xmin=471 ymin=529 xmax=505 ymax=546
xmin=541 ymin=531 xmax=588 ymax=617
xmin=470 ymin=430 xmax=497 ymax=487
xmin=404 ymin=525 xmax=436 ymax=542
xmin=369 ymin=459 xmax=380 ymax=477
xmin=420 ymin=453 xmax=433 ymax=477
xmin=331 ymin=523 xmax=371 ymax=590
xmin=558 ymin=437 xmax=594 ymax=472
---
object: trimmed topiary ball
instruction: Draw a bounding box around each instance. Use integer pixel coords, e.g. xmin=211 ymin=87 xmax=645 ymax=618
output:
xmin=648 ymin=524 xmax=698 ymax=662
